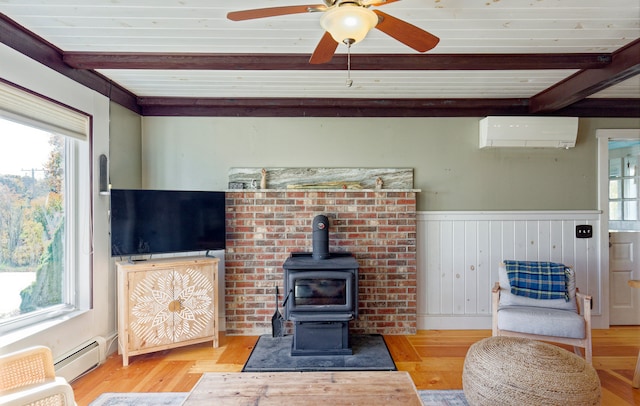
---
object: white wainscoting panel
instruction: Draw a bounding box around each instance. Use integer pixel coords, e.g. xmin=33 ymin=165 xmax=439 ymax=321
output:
xmin=417 ymin=211 xmax=602 ymax=329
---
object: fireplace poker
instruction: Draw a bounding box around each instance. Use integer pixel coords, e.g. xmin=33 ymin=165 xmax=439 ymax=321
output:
xmin=282 ymin=289 xmax=292 ymax=308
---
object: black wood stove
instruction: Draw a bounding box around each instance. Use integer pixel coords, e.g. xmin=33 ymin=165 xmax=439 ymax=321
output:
xmin=283 ymin=215 xmax=359 ymax=356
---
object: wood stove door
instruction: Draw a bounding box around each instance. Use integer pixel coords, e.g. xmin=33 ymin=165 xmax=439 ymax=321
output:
xmin=285 ymin=270 xmax=355 ymax=318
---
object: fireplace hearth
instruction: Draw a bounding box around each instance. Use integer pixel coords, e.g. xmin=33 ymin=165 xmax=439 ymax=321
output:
xmin=283 ymin=215 xmax=359 ymax=356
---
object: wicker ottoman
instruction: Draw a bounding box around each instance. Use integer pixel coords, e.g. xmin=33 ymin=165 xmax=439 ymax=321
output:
xmin=462 ymin=336 xmax=600 ymax=406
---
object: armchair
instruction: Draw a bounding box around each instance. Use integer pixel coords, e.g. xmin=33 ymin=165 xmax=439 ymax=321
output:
xmin=492 ymin=262 xmax=593 ymax=363
xmin=0 ymin=345 xmax=76 ymax=406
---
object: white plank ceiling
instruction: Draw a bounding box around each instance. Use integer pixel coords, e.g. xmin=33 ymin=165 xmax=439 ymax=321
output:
xmin=0 ymin=0 xmax=638 ymax=109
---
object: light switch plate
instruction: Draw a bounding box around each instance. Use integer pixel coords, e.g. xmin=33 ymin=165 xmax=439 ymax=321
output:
xmin=576 ymin=225 xmax=593 ymax=238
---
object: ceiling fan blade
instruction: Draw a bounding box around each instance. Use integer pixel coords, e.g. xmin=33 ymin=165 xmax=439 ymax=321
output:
xmin=227 ymin=5 xmax=326 ymax=21
xmin=363 ymin=0 xmax=402 ymax=6
xmin=373 ymin=10 xmax=439 ymax=52
xmin=309 ymin=31 xmax=339 ymax=64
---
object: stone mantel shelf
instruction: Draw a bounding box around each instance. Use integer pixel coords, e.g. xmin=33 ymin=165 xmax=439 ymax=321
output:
xmin=228 ymin=168 xmax=415 ymax=190
xmin=225 ymin=189 xmax=421 ymax=193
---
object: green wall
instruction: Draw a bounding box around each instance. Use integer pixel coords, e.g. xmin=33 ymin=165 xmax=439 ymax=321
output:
xmin=113 ymin=114 xmax=640 ymax=211
xmin=109 ymin=102 xmax=142 ymax=190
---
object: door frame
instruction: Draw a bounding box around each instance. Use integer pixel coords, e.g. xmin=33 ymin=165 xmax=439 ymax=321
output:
xmin=597 ymin=129 xmax=640 ymax=328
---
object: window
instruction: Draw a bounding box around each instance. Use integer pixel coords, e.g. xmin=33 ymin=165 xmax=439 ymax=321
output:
xmin=609 ymin=140 xmax=640 ymax=231
xmin=0 ymin=81 xmax=90 ymax=333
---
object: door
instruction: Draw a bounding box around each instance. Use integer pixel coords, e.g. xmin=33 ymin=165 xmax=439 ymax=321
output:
xmin=609 ymin=232 xmax=640 ymax=325
xmin=607 ymin=136 xmax=640 ymax=325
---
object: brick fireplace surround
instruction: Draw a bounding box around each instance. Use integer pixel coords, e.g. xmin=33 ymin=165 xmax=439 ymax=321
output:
xmin=224 ymin=189 xmax=417 ymax=336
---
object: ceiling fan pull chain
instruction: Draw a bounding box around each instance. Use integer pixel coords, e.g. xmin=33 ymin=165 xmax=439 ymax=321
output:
xmin=346 ymin=40 xmax=353 ymax=87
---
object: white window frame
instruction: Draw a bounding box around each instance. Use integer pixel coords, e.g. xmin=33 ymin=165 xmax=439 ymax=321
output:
xmin=608 ymin=141 xmax=640 ymax=231
xmin=0 ymin=81 xmax=91 ymax=334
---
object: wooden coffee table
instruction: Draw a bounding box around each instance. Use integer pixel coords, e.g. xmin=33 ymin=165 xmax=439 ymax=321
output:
xmin=181 ymin=371 xmax=422 ymax=405
xmin=629 ymin=279 xmax=640 ymax=388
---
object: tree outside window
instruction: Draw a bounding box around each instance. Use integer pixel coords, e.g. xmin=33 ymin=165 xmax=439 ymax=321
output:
xmin=0 ymin=118 xmax=66 ymax=321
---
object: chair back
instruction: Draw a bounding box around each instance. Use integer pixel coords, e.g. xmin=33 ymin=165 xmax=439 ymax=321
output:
xmin=0 ymin=346 xmax=56 ymax=392
xmin=498 ymin=263 xmax=577 ymax=311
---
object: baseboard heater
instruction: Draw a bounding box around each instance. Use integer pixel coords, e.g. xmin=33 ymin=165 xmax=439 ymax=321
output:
xmin=54 ymin=336 xmax=106 ymax=382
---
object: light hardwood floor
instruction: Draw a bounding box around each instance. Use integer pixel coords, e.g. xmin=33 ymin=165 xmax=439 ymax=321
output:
xmin=71 ymin=328 xmax=640 ymax=406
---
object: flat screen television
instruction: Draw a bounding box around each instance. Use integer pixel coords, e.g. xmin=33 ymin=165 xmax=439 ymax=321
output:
xmin=110 ymin=189 xmax=226 ymax=257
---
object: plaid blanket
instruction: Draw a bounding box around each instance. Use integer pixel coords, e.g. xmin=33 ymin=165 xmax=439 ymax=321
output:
xmin=504 ymin=260 xmax=569 ymax=301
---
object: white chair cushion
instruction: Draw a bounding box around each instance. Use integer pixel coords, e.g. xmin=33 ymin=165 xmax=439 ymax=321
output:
xmin=497 ymin=306 xmax=586 ymax=339
xmin=498 ymin=263 xmax=577 ymax=311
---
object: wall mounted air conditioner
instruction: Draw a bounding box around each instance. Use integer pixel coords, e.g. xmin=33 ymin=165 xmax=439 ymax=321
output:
xmin=479 ymin=116 xmax=579 ymax=149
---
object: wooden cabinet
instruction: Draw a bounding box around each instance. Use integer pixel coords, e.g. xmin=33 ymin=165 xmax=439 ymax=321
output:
xmin=116 ymin=256 xmax=219 ymax=366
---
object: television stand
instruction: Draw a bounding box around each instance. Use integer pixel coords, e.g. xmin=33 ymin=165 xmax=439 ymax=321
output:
xmin=116 ymin=255 xmax=219 ymax=366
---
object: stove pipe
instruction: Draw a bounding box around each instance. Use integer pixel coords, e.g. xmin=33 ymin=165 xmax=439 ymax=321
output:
xmin=312 ymin=215 xmax=330 ymax=260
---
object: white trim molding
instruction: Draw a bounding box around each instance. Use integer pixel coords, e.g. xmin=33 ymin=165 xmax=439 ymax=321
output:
xmin=595 ymin=129 xmax=640 ymax=330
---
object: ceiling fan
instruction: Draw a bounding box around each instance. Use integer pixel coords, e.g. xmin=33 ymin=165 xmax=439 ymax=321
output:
xmin=227 ymin=0 xmax=440 ymax=64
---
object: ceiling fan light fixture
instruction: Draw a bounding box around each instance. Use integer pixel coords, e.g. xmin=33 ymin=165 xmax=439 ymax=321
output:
xmin=320 ymin=5 xmax=378 ymax=44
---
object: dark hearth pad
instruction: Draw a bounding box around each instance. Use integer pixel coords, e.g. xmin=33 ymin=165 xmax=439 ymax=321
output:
xmin=242 ymin=334 xmax=397 ymax=372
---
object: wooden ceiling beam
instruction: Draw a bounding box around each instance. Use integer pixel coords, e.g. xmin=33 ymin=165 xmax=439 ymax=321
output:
xmin=137 ymin=96 xmax=639 ymax=118
xmin=63 ymin=52 xmax=611 ymax=71
xmin=555 ymin=98 xmax=640 ymax=117
xmin=138 ymin=97 xmax=530 ymax=117
xmin=530 ymin=38 xmax=640 ymax=113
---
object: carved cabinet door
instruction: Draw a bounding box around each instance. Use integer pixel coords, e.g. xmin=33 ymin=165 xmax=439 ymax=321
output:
xmin=127 ymin=264 xmax=215 ymax=351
